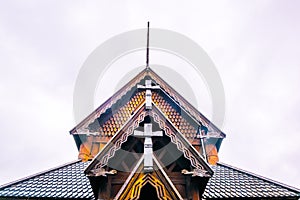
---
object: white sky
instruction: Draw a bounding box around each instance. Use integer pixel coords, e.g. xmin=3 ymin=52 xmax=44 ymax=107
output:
xmin=0 ymin=0 xmax=299 ymax=189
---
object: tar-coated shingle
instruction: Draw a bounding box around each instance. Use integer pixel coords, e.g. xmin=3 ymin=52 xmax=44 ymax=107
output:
xmin=0 ymin=161 xmax=299 ymax=199
xmin=0 ymin=161 xmax=94 ymax=199
xmin=203 ymin=163 xmax=299 ymax=199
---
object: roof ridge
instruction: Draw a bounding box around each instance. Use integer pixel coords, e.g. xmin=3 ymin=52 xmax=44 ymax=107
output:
xmin=218 ymin=162 xmax=300 ymax=193
xmin=0 ymin=160 xmax=81 ymax=189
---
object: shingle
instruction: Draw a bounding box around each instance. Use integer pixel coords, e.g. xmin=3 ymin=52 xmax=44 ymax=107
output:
xmin=202 ymin=163 xmax=300 ymax=199
xmin=0 ymin=160 xmax=94 ymax=199
xmin=0 ymin=161 xmax=299 ymax=199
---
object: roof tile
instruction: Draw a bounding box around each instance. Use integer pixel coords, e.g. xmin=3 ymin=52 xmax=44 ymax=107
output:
xmin=203 ymin=163 xmax=300 ymax=198
xmin=0 ymin=161 xmax=94 ymax=199
xmin=0 ymin=161 xmax=299 ymax=199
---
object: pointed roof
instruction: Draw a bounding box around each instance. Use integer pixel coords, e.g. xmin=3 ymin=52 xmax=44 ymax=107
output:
xmin=1 ymin=161 xmax=298 ymax=199
xmin=70 ymin=68 xmax=226 ymax=136
xmin=70 ymin=68 xmax=225 ymax=153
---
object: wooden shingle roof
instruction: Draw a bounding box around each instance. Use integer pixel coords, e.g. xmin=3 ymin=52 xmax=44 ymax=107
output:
xmin=70 ymin=68 xmax=226 ymax=161
xmin=1 ymin=161 xmax=298 ymax=199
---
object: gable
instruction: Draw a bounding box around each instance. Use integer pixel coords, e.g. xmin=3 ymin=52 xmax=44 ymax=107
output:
xmin=84 ymin=103 xmax=212 ymax=176
xmin=71 ymin=68 xmax=225 ymax=162
xmin=84 ymin=102 xmax=214 ymax=199
xmin=71 ymin=68 xmax=226 ymax=138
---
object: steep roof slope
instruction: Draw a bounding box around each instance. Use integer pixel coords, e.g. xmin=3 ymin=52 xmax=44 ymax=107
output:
xmin=70 ymin=68 xmax=226 ymax=161
xmin=70 ymin=68 xmax=226 ymax=137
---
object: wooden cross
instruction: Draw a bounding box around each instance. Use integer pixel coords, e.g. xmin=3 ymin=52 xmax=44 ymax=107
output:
xmin=197 ymin=125 xmax=208 ymax=161
xmin=133 ymin=123 xmax=163 ymax=172
xmin=137 ymin=80 xmax=160 ymax=110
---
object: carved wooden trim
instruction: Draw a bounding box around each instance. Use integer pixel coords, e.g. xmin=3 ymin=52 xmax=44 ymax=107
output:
xmin=94 ymin=111 xmax=146 ymax=170
xmin=149 ymin=111 xmax=207 ymax=173
xmin=87 ymin=105 xmax=211 ymax=177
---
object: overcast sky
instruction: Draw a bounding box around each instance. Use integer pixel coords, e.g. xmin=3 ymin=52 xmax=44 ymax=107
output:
xmin=0 ymin=0 xmax=299 ymax=189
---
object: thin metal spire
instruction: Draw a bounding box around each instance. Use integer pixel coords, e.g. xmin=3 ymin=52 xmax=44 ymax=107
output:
xmin=146 ymin=21 xmax=150 ymax=68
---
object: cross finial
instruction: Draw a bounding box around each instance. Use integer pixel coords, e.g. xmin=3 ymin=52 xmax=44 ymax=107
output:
xmin=146 ymin=21 xmax=150 ymax=68
xmin=134 ymin=124 xmax=163 ymax=172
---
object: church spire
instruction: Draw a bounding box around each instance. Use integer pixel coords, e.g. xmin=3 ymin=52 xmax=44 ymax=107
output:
xmin=146 ymin=21 xmax=150 ymax=68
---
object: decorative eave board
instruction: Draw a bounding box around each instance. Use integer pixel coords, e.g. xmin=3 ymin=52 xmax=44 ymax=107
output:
xmin=70 ymin=68 xmax=225 ymax=140
xmin=84 ymin=102 xmax=213 ymax=177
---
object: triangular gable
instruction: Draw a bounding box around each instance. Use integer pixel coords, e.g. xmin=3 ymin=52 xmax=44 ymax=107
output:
xmin=71 ymin=68 xmax=226 ymax=139
xmin=84 ymin=101 xmax=213 ymax=199
xmin=70 ymin=68 xmax=225 ymax=162
xmin=84 ymin=102 xmax=212 ymax=177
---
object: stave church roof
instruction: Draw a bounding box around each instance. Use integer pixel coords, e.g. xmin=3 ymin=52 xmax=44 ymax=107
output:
xmin=0 ymin=160 xmax=299 ymax=199
xmin=1 ymin=67 xmax=299 ymax=199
